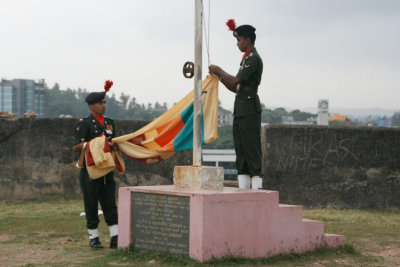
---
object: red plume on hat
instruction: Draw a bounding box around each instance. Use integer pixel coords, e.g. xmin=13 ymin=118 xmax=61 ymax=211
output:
xmin=226 ymin=19 xmax=236 ymax=31
xmin=104 ymin=80 xmax=113 ymax=92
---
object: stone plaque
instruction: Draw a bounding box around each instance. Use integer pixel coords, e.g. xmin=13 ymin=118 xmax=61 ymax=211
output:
xmin=131 ymin=192 xmax=190 ymax=255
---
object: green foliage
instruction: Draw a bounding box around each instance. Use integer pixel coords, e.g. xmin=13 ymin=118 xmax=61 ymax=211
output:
xmin=48 ymin=84 xmax=88 ymax=118
xmin=204 ymin=125 xmax=234 ymax=149
xmin=391 ymin=111 xmax=400 ymax=126
xmin=291 ymin=109 xmax=315 ymax=121
xmin=260 ymin=105 xmax=316 ymax=124
xmin=47 ymin=83 xmax=168 ymax=120
xmin=48 ymin=82 xmax=318 ymax=126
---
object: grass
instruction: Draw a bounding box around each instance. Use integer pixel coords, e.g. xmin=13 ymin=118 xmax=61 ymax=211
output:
xmin=87 ymin=243 xmax=367 ymax=266
xmin=0 ymin=195 xmax=399 ymax=266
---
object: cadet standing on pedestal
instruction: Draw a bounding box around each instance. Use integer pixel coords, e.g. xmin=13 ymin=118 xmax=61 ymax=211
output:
xmin=72 ymin=80 xmax=118 ymax=249
xmin=209 ymin=19 xmax=263 ymax=189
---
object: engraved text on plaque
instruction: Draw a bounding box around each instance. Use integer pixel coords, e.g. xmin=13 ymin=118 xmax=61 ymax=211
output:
xmin=131 ymin=192 xmax=190 ymax=255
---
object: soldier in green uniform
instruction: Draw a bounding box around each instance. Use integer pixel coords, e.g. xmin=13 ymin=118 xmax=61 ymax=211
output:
xmin=209 ymin=19 xmax=263 ymax=189
xmin=72 ymin=81 xmax=118 ymax=249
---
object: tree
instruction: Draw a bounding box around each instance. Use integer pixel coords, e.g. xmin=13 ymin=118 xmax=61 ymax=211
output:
xmin=392 ymin=111 xmax=400 ymax=126
xmin=204 ymin=125 xmax=234 ymax=149
xmin=119 ymin=93 xmax=130 ymax=109
xmin=261 ymin=108 xmax=273 ymax=123
xmin=291 ymin=109 xmax=311 ymax=121
xmin=48 ymin=86 xmax=87 ymax=117
xmin=271 ymin=107 xmax=288 ymax=124
xmin=46 ymin=83 xmax=171 ymax=120
xmin=259 ymin=104 xmax=317 ymax=124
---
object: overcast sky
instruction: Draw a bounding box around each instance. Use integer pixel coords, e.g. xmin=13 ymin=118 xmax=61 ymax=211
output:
xmin=1 ymin=0 xmax=399 ymax=112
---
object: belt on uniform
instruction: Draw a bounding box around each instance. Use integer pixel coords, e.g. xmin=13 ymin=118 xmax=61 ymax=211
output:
xmin=238 ymin=85 xmax=258 ymax=94
xmin=235 ymin=89 xmax=259 ymax=100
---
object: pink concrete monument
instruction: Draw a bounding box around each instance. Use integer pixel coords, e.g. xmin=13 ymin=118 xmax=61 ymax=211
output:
xmin=118 ymin=184 xmax=345 ymax=262
xmin=117 ymin=0 xmax=346 ymax=261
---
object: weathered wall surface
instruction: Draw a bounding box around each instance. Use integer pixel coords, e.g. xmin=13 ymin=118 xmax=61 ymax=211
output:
xmin=0 ymin=118 xmax=192 ymax=200
xmin=2 ymin=120 xmax=399 ymax=208
xmin=262 ymin=125 xmax=400 ymax=209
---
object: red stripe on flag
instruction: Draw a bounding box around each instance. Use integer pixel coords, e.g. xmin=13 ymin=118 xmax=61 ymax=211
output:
xmin=155 ymin=115 xmax=185 ymax=147
xmin=104 ymin=139 xmax=111 ymax=153
xmin=85 ymin=140 xmax=95 ymax=166
xmin=127 ymin=134 xmax=146 ymax=147
xmin=114 ymin=154 xmax=123 ymax=172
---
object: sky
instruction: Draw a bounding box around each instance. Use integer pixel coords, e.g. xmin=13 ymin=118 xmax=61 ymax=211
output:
xmin=1 ymin=0 xmax=399 ymax=112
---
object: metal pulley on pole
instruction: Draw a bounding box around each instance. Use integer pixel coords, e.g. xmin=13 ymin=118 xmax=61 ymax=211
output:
xmin=193 ymin=0 xmax=203 ymax=166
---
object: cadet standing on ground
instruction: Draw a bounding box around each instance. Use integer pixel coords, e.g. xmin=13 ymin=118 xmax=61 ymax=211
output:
xmin=72 ymin=80 xmax=118 ymax=249
xmin=209 ymin=19 xmax=263 ymax=189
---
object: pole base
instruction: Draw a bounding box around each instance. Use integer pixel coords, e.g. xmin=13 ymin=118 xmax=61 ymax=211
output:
xmin=173 ymin=166 xmax=224 ymax=190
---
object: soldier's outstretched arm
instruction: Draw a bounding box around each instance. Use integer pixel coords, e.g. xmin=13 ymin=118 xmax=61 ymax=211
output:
xmin=209 ymin=65 xmax=241 ymax=93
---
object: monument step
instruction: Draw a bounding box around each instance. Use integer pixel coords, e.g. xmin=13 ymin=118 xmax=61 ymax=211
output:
xmin=118 ymin=186 xmax=346 ymax=261
xmin=278 ymin=204 xmax=303 ymax=223
xmin=302 ymin=218 xmax=325 ymax=232
xmin=300 ymin=219 xmax=326 ymax=251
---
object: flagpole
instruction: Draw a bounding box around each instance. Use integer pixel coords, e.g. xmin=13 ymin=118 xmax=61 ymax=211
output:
xmin=193 ymin=0 xmax=203 ymax=166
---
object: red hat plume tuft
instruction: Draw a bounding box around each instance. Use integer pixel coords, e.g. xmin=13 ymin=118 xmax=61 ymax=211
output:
xmin=104 ymin=80 xmax=113 ymax=92
xmin=226 ymin=19 xmax=236 ymax=31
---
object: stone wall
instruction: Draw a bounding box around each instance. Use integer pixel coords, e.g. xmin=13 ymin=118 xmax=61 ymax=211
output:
xmin=0 ymin=118 xmax=192 ymax=200
xmin=3 ymin=119 xmax=399 ymax=208
xmin=262 ymin=125 xmax=400 ymax=209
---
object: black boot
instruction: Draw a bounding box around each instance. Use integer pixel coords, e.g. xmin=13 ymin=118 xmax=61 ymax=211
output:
xmin=89 ymin=237 xmax=104 ymax=249
xmin=110 ymin=235 xmax=118 ymax=249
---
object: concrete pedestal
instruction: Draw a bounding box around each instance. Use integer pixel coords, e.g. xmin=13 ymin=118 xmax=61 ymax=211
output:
xmin=173 ymin=166 xmax=224 ymax=190
xmin=118 ymin=185 xmax=345 ymax=262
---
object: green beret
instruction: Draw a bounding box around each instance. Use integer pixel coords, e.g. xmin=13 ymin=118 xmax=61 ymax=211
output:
xmin=85 ymin=92 xmax=106 ymax=104
xmin=234 ymin=25 xmax=256 ymax=39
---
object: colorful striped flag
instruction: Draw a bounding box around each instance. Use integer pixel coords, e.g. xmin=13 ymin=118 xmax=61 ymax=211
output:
xmin=112 ymin=74 xmax=219 ymax=164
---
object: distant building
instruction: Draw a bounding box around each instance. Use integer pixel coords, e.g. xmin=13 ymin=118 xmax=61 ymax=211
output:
xmin=282 ymin=115 xmax=315 ymax=125
xmin=377 ymin=119 xmax=392 ymax=127
xmin=317 ymin=99 xmax=329 ymax=125
xmin=218 ymin=107 xmax=233 ymax=125
xmin=330 ymin=113 xmax=347 ymax=122
xmin=0 ymin=78 xmax=48 ymax=117
xmin=281 ymin=115 xmax=294 ymax=124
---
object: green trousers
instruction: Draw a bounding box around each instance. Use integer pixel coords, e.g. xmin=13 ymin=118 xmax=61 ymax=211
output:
xmin=233 ymin=112 xmax=262 ymax=176
xmin=79 ymin=169 xmax=118 ymax=229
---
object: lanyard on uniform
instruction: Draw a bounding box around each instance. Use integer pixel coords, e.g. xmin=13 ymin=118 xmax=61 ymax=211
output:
xmin=241 ymin=48 xmax=252 ymax=67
